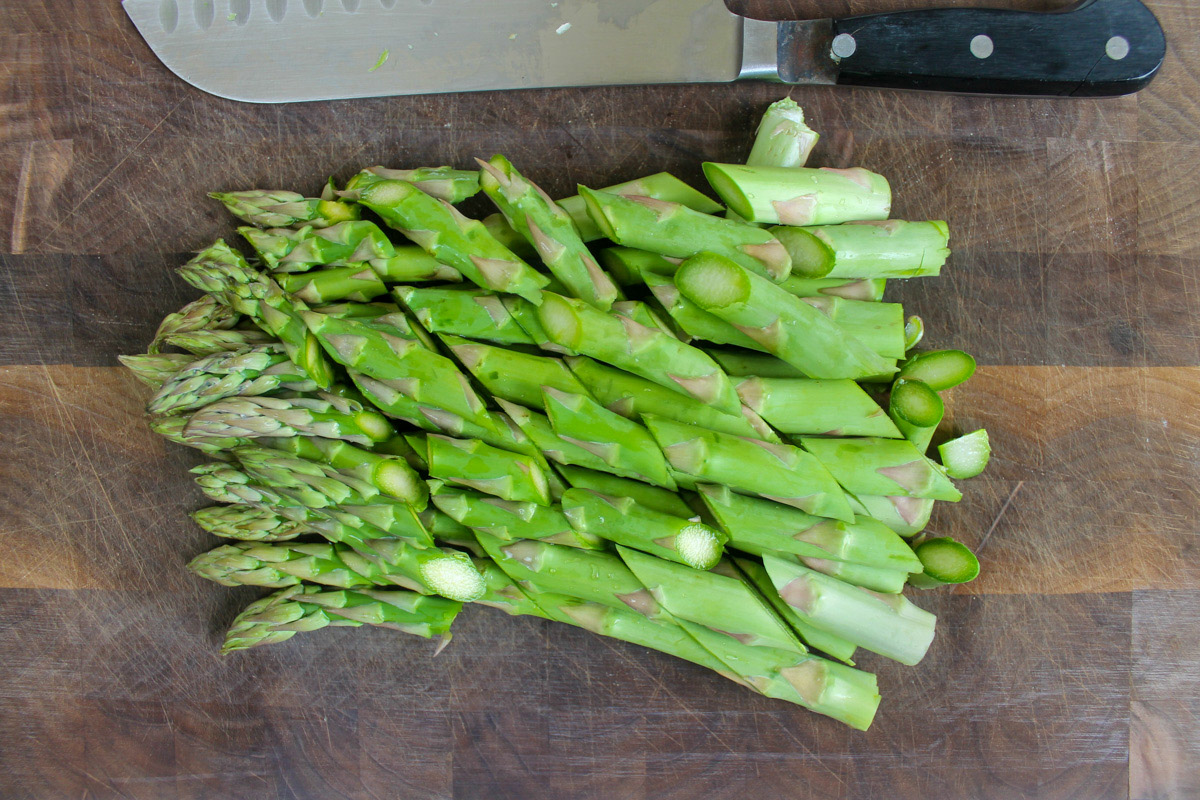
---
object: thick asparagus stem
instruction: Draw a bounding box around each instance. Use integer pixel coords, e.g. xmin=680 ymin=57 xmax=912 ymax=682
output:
xmin=702 ymin=164 xmax=890 ymax=226
xmin=537 ymin=291 xmax=742 ymax=414
xmin=644 ymin=415 xmax=853 ymax=521
xmin=275 ymin=267 xmax=388 ymax=304
xmin=240 ymin=221 xmax=396 ymax=273
xmin=210 ymin=189 xmax=359 ymax=229
xmin=430 ymin=487 xmax=599 ymax=549
xmin=596 ymin=246 xmax=675 ymax=287
xmin=542 ymin=388 xmax=676 ymax=490
xmin=746 ymin=98 xmax=820 ymax=168
xmin=888 ymin=378 xmax=944 ymax=453
xmin=366 ymin=247 xmax=463 ymax=284
xmin=770 ymin=220 xmax=949 ymax=279
xmin=191 ymin=504 xmax=313 ymax=542
xmin=799 ymin=295 xmax=907 ymax=359
xmin=736 ymin=377 xmax=901 ymax=438
xmin=763 ymin=555 xmax=937 ymax=666
xmin=148 ymin=295 xmax=240 ymax=354
xmin=898 ymin=349 xmax=976 ymax=390
xmin=801 ymin=559 xmax=911 ymax=594
xmin=562 ymin=488 xmax=727 ymax=570
xmin=797 ymin=437 xmax=962 ymax=501
xmin=349 ymin=179 xmax=548 ymax=303
xmin=344 ymin=165 xmax=482 ymax=203
xmin=119 ymin=353 xmax=194 ymax=389
xmin=641 ymin=269 xmax=766 ymax=350
xmin=938 ymin=429 xmax=991 ymax=479
xmin=147 ymin=346 xmax=317 ymax=415
xmin=674 ymin=253 xmax=896 ymax=380
xmin=424 ymin=434 xmax=551 ymax=505
xmin=397 ymin=287 xmax=536 ymax=346
xmin=478 ymin=154 xmax=620 ymax=310
xmin=555 ymin=465 xmax=695 ymax=518
xmin=184 ymin=393 xmax=394 ymax=448
xmin=848 ymin=494 xmax=935 ymax=538
xmin=697 ymin=484 xmax=922 ymax=572
xmin=778 ymin=275 xmax=887 ymax=302
xmin=444 ymin=336 xmax=590 ymax=408
xmin=908 ymin=536 xmax=981 ymax=587
xmin=705 ymin=349 xmax=806 ymax=380
xmin=579 ymin=187 xmax=792 ymax=281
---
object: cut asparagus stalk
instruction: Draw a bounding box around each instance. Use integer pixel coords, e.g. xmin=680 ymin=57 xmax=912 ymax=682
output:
xmin=300 ymin=309 xmax=494 ymax=429
xmin=762 ymin=554 xmax=936 ymax=666
xmin=904 ymin=315 xmax=925 ymax=350
xmin=258 ymin=435 xmax=428 ymax=508
xmin=555 ymin=465 xmax=694 ymax=519
xmin=119 ymin=353 xmax=194 ymax=389
xmin=596 ymin=246 xmax=676 ymax=287
xmin=770 ymin=220 xmax=949 ymax=279
xmin=368 ymin=247 xmax=464 ymax=283
xmin=147 ymin=345 xmax=317 ymax=415
xmin=430 ymin=486 xmax=599 ymax=549
xmin=617 ymin=547 xmax=805 ymax=654
xmin=746 ymin=98 xmax=820 ymax=168
xmin=191 ymin=504 xmax=314 ymax=542
xmin=537 ymin=291 xmax=742 ymax=414
xmin=566 ymin=356 xmax=774 ymax=442
xmin=908 ymin=537 xmax=981 ymax=588
xmin=697 ymin=484 xmax=922 ymax=572
xmin=779 ymin=275 xmax=887 ymax=302
xmin=157 ymin=328 xmax=277 ymax=356
xmin=799 ymin=295 xmax=907 ymax=359
xmin=676 ymin=617 xmax=879 ymax=730
xmin=579 ymin=187 xmax=792 ymax=281
xmin=674 ymin=253 xmax=896 ymax=380
xmin=188 ymin=541 xmax=377 ymax=589
xmin=500 ymin=296 xmax=574 ymax=354
xmin=849 ymin=494 xmax=935 ymax=538
xmin=178 ymin=241 xmax=337 ymax=388
xmin=344 ymin=165 xmax=481 ymax=203
xmin=736 ymin=377 xmax=902 ymax=438
xmin=275 ymin=266 xmax=388 ymax=304
xmin=396 ymin=286 xmax=536 ymax=346
xmin=734 ymin=557 xmax=858 ymax=665
xmin=898 ymin=349 xmax=977 ymax=390
xmin=497 ymin=400 xmax=638 ymax=480
xmin=349 ymin=179 xmax=548 ymax=303
xmin=798 ymin=437 xmax=962 ymax=501
xmin=801 ymin=559 xmax=911 ymax=594
xmin=424 ymin=434 xmax=551 ymax=505
xmin=889 ymin=378 xmax=944 ymax=453
xmin=937 ymin=429 xmax=991 ymax=479
xmin=444 ymin=336 xmax=590 ymax=408
xmin=148 ymin=295 xmax=240 ymax=354
xmin=702 ymin=164 xmax=890 ymax=226
xmin=210 ymin=189 xmax=359 ymax=229
xmin=645 ymin=415 xmax=853 ymax=521
xmin=184 ymin=393 xmax=394 ymax=448
xmin=478 ymin=154 xmax=620 ymax=310
xmin=239 ymin=221 xmax=396 ymax=273
xmin=562 ymin=488 xmax=727 ymax=570
xmin=642 ymin=269 xmax=767 ymax=350
xmin=705 ymin=349 xmax=806 ymax=380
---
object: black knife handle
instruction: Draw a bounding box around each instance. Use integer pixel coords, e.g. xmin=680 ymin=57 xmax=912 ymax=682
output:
xmin=826 ymin=0 xmax=1165 ymax=96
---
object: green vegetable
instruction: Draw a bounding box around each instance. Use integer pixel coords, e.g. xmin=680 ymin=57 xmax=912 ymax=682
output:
xmin=937 ymin=429 xmax=991 ymax=479
xmin=908 ymin=537 xmax=981 ymax=588
xmin=702 ymin=164 xmax=890 ymax=226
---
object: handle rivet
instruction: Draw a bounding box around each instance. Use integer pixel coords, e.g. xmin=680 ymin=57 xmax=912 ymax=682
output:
xmin=831 ymin=33 xmax=857 ymax=59
xmin=1106 ymin=36 xmax=1130 ymax=60
xmin=970 ymin=34 xmax=994 ymax=59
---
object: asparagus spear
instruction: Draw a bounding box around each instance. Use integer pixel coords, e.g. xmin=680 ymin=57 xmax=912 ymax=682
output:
xmin=537 ymin=291 xmax=742 ymax=414
xmin=898 ymin=349 xmax=976 ymax=390
xmin=644 ymin=415 xmax=853 ymax=521
xmin=424 ymin=434 xmax=552 ymax=505
xmin=191 ymin=504 xmax=313 ymax=542
xmin=848 ymin=494 xmax=935 ymax=538
xmin=579 ymin=187 xmax=792 ymax=281
xmin=239 ymin=221 xmax=396 ymax=273
xmin=472 ymin=557 xmax=552 ymax=618
xmin=697 ymin=484 xmax=922 ymax=572
xmin=368 ymin=247 xmax=464 ymax=283
xmin=157 ymin=328 xmax=277 ymax=356
xmin=702 ymin=164 xmax=890 ymax=226
xmin=258 ymin=435 xmax=428 ymax=509
xmin=555 ymin=464 xmax=694 ymax=518
xmin=151 ymin=414 xmax=251 ymax=454
xmin=210 ymin=189 xmax=359 ymax=229
xmin=542 ymin=387 xmax=677 ymax=490
xmin=641 ymin=269 xmax=766 ymax=350
xmin=617 ymin=547 xmax=805 ymax=654
xmin=478 ymin=154 xmax=620 ymax=310
xmin=735 ymin=377 xmax=901 ymax=438
xmin=177 ymin=242 xmax=336 ymax=388
xmin=189 ymin=541 xmax=377 ymax=589
xmin=396 ymin=287 xmax=536 ymax=346
xmin=797 ymin=437 xmax=962 ymax=501
xmin=778 ymin=275 xmax=887 ymax=302
xmin=609 ymin=299 xmax=679 ymax=339
xmin=344 ymin=165 xmax=482 ymax=204
xmin=349 ymin=179 xmax=549 ymax=303
xmin=221 ymin=586 xmax=362 ymax=653
xmin=908 ymin=536 xmax=981 ymax=588
xmin=562 ymin=488 xmax=726 ymax=570
xmin=119 ymin=353 xmax=194 ymax=389
xmin=444 ymin=336 xmax=590 ymax=408
xmin=762 ymin=554 xmax=936 ymax=666
xmin=802 ymin=559 xmax=910 ymax=594
xmin=769 ymin=220 xmax=949 ymax=279
xmin=596 ymin=246 xmax=676 ymax=288
xmin=799 ymin=295 xmax=907 ymax=359
xmin=148 ymin=295 xmax=240 ymax=354
xmin=733 ymin=557 xmax=858 ymax=665
xmin=430 ymin=487 xmax=600 ymax=550
xmin=147 ymin=345 xmax=317 ymax=415
xmin=275 ymin=266 xmax=388 ymax=304
xmin=674 ymin=253 xmax=896 ymax=380
xmin=888 ymin=378 xmax=944 ymax=453
xmin=746 ymin=97 xmax=820 ymax=168
xmin=938 ymin=429 xmax=991 ymax=479
xmin=705 ymin=349 xmax=806 ymax=380
xmin=184 ymin=393 xmax=394 ymax=448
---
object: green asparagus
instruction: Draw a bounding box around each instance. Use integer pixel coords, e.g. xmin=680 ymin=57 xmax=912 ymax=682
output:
xmin=702 ymin=164 xmax=890 ymax=226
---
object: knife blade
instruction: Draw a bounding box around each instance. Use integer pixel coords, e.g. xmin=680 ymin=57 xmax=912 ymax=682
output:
xmin=123 ymin=0 xmax=1164 ymax=103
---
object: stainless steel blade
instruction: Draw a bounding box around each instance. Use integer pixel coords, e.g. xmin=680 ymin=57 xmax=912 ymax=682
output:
xmin=123 ymin=0 xmax=785 ymax=103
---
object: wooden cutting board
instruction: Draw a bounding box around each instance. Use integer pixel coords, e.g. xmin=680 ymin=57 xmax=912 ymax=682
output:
xmin=2 ymin=1 xmax=1198 ymax=798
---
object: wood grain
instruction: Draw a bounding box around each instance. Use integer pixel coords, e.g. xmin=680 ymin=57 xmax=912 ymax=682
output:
xmin=2 ymin=0 xmax=1199 ymax=796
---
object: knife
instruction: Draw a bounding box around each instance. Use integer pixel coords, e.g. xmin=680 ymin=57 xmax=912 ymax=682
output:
xmin=123 ymin=0 xmax=1165 ymax=103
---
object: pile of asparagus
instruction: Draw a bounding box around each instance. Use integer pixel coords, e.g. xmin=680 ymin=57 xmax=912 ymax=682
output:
xmin=122 ymin=99 xmax=990 ymax=730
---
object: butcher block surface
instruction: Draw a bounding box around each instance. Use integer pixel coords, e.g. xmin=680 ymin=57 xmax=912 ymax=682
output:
xmin=2 ymin=1 xmax=1200 ymax=798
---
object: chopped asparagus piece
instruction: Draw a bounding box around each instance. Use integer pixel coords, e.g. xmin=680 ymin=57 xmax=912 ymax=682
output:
xmin=898 ymin=349 xmax=977 ymax=390
xmin=276 ymin=266 xmax=388 ymax=304
xmin=445 ymin=336 xmax=589 ymax=408
xmin=642 ymin=269 xmax=766 ymax=350
xmin=702 ymin=164 xmax=890 ymax=226
xmin=746 ymin=97 xmax=820 ymax=168
xmin=798 ymin=436 xmax=962 ymax=501
xmin=937 ymin=429 xmax=991 ymax=479
xmin=424 ymin=434 xmax=551 ymax=506
xmin=369 ymin=247 xmax=464 ymax=283
xmin=779 ymin=275 xmax=887 ymax=302
xmin=904 ymin=315 xmax=925 ymax=350
xmin=800 ymin=559 xmax=911 ymax=594
xmin=736 ymin=377 xmax=901 ymax=438
xmin=396 ymin=286 xmax=536 ymax=346
xmin=848 ymin=494 xmax=935 ymax=538
xmin=705 ymin=349 xmax=806 ymax=380
xmin=889 ymin=378 xmax=944 ymax=453
xmin=908 ymin=537 xmax=981 ymax=588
